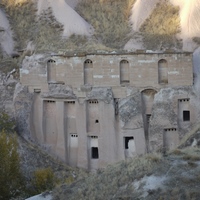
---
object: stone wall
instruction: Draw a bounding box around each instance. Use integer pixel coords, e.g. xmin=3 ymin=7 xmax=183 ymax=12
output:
xmin=20 ymin=52 xmax=193 ymax=96
xmin=16 ymin=52 xmax=197 ymax=170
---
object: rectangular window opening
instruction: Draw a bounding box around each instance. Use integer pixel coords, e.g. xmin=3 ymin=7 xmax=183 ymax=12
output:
xmin=114 ymin=98 xmax=119 ymax=115
xmin=183 ymin=110 xmax=190 ymax=121
xmin=125 ymin=137 xmax=134 ymax=149
xmin=91 ymin=147 xmax=99 ymax=159
xmin=89 ymin=100 xmax=98 ymax=104
xmin=70 ymin=134 xmax=78 ymax=138
xmin=46 ymin=100 xmax=55 ymax=103
xmin=146 ymin=114 xmax=151 ymax=125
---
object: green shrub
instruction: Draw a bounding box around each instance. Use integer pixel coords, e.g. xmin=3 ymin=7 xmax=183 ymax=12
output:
xmin=32 ymin=167 xmax=56 ymax=193
xmin=0 ymin=130 xmax=24 ymax=200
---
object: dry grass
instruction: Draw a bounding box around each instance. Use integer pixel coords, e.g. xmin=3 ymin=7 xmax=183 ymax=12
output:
xmin=0 ymin=0 xmax=183 ymax=54
xmin=171 ymin=147 xmax=200 ymax=161
xmin=0 ymin=57 xmax=19 ymax=78
xmin=52 ymin=147 xmax=200 ymax=200
xmin=0 ymin=0 xmax=37 ymax=50
xmin=34 ymin=8 xmax=65 ymax=52
xmin=139 ymin=0 xmax=181 ymax=50
xmin=170 ymin=149 xmax=184 ymax=155
xmin=76 ymin=0 xmax=136 ymax=49
xmin=53 ymin=153 xmax=163 ymax=200
xmin=183 ymin=154 xmax=200 ymax=161
xmin=146 ymin=152 xmax=162 ymax=162
xmin=1 ymin=0 xmax=116 ymax=53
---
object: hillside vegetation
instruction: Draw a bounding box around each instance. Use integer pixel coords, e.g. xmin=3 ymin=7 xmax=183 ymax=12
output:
xmin=139 ymin=0 xmax=181 ymax=50
xmin=76 ymin=0 xmax=136 ymax=49
xmin=53 ymin=148 xmax=200 ymax=200
xmin=0 ymin=0 xmax=64 ymax=52
xmin=0 ymin=0 xmax=182 ymax=55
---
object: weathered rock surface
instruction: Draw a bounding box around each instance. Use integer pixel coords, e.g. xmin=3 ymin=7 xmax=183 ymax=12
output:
xmin=14 ymin=83 xmax=33 ymax=139
xmin=86 ymin=87 xmax=113 ymax=103
xmin=149 ymin=86 xmax=200 ymax=152
xmin=119 ymin=91 xmax=142 ymax=124
xmin=42 ymin=84 xmax=76 ymax=99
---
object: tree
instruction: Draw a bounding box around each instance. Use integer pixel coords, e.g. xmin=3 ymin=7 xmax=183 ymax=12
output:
xmin=0 ymin=130 xmax=24 ymax=200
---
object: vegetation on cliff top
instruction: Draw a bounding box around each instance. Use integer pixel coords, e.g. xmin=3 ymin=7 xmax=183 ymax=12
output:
xmin=0 ymin=0 xmax=182 ymax=55
xmin=140 ymin=0 xmax=181 ymax=50
xmin=76 ymin=0 xmax=136 ymax=49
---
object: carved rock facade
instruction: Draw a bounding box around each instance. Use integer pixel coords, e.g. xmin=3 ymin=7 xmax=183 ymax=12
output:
xmin=15 ymin=52 xmax=196 ymax=170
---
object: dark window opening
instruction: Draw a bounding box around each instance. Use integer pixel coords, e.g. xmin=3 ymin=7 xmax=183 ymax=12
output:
xmin=71 ymin=134 xmax=78 ymax=137
xmin=91 ymin=136 xmax=98 ymax=139
xmin=46 ymin=100 xmax=55 ymax=103
xmin=164 ymin=128 xmax=177 ymax=132
xmin=89 ymin=100 xmax=98 ymax=104
xmin=91 ymin=147 xmax=99 ymax=159
xmin=125 ymin=137 xmax=134 ymax=149
xmin=66 ymin=101 xmax=75 ymax=104
xmin=183 ymin=110 xmax=190 ymax=121
xmin=95 ymin=119 xmax=99 ymax=123
xmin=85 ymin=60 xmax=92 ymax=64
xmin=146 ymin=114 xmax=151 ymax=125
xmin=47 ymin=59 xmax=56 ymax=63
xmin=179 ymin=98 xmax=190 ymax=102
xmin=114 ymin=99 xmax=119 ymax=115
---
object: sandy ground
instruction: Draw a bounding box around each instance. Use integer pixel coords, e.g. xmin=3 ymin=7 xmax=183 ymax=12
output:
xmin=37 ymin=0 xmax=93 ymax=37
xmin=0 ymin=9 xmax=14 ymax=55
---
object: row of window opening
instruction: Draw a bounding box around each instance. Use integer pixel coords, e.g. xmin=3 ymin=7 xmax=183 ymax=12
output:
xmin=48 ymin=59 xmax=167 ymax=66
xmin=47 ymin=58 xmax=168 ymax=85
xmin=70 ymin=134 xmax=135 ymax=159
xmin=179 ymin=98 xmax=190 ymax=102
